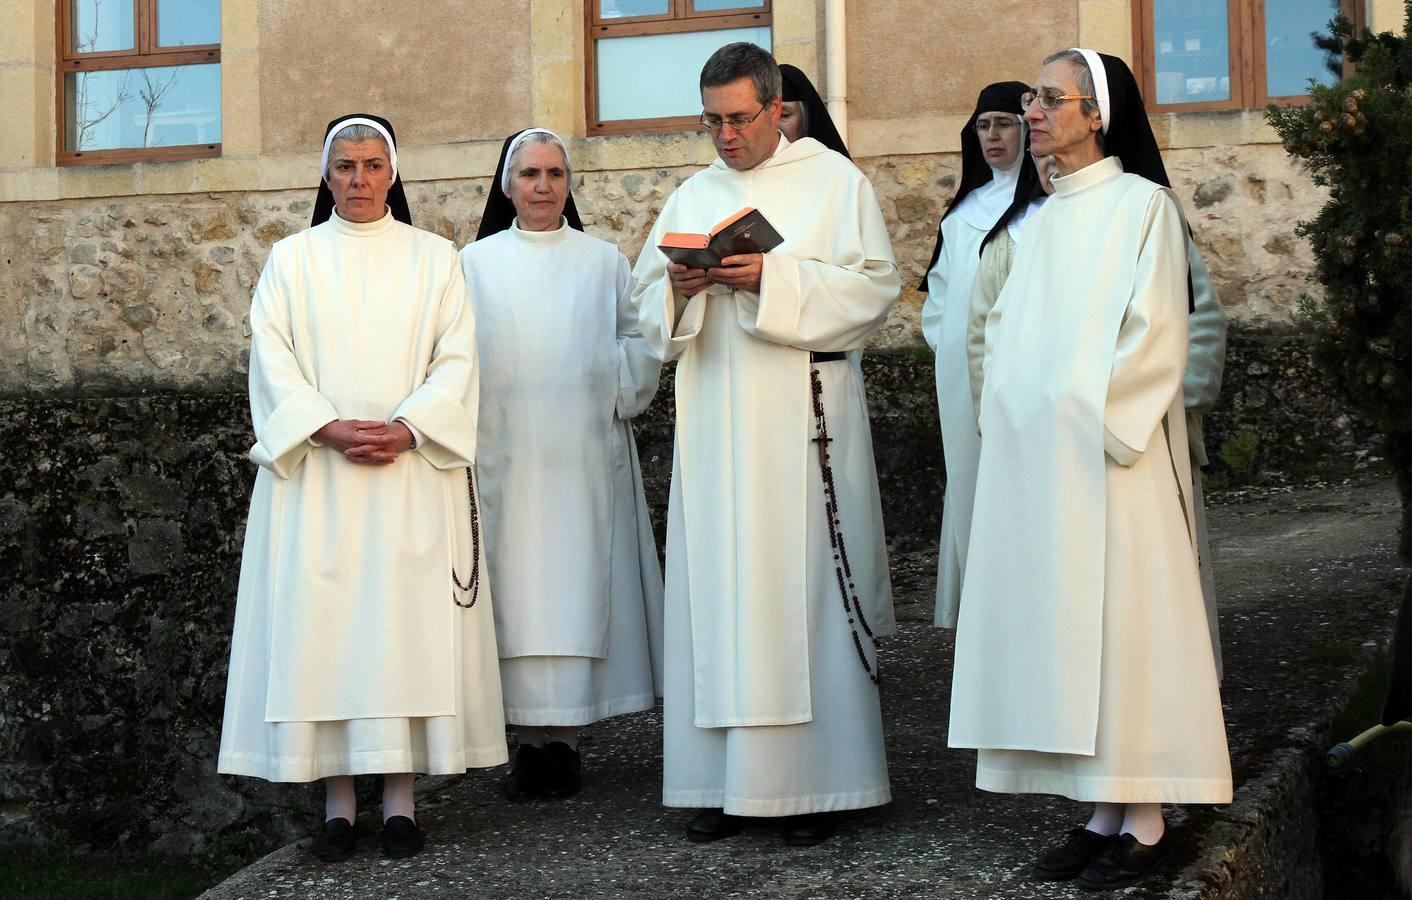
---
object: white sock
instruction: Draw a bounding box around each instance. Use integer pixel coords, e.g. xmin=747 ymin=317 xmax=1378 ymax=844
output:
xmin=1121 ymin=803 xmax=1165 ymax=845
xmin=382 ymin=773 xmax=416 ymax=823
xmin=546 ymin=726 xmax=579 ymax=750
xmin=324 ymin=775 xmax=356 ymax=824
xmin=1085 ymin=802 xmax=1124 ymax=836
xmin=516 ymin=726 xmax=546 ymax=748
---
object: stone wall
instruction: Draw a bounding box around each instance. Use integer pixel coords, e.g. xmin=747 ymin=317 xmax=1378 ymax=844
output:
xmin=0 ymin=329 xmax=1376 ymax=855
xmin=0 ymin=144 xmax=1323 ymax=396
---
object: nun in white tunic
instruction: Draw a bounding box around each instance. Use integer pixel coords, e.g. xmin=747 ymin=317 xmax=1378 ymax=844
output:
xmin=461 ymin=129 xmax=664 ymax=798
xmin=949 ymin=51 xmax=1229 ymax=890
xmin=218 ymin=116 xmax=508 ymax=795
xmin=919 ymin=82 xmax=1038 ymax=629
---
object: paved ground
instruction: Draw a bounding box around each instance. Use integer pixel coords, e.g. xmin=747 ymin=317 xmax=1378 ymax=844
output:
xmin=205 ymin=477 xmax=1406 ymax=899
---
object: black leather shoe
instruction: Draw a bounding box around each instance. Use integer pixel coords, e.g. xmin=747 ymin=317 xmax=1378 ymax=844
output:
xmin=380 ymin=815 xmax=426 ymax=859
xmin=686 ymin=808 xmax=747 ymax=842
xmin=311 ymin=817 xmax=358 ymax=862
xmin=782 ymin=812 xmax=839 ymax=847
xmin=542 ymin=741 xmax=583 ymax=799
xmin=1075 ymin=831 xmax=1172 ymax=891
xmin=1032 ymin=827 xmax=1114 ymax=880
xmin=504 ymin=743 xmax=547 ymax=801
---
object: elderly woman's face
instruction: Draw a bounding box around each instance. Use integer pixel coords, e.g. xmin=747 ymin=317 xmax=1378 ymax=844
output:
xmin=1024 ymin=59 xmax=1101 ymax=159
xmin=326 ymin=139 xmax=394 ymax=223
xmin=779 ymin=100 xmax=805 ymax=143
xmin=508 ymin=142 xmax=569 ymax=232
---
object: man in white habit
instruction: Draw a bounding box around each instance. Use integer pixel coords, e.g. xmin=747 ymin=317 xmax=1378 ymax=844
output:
xmin=461 ymin=127 xmax=664 ymax=801
xmin=217 ymin=113 xmax=507 ymax=863
xmin=948 ymin=52 xmax=1232 ymax=891
xmin=918 ymin=80 xmax=1037 ymax=629
xmin=633 ymin=43 xmax=898 ymax=847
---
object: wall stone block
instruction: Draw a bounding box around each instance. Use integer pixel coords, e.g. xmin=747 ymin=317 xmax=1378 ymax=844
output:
xmin=0 ymin=145 xmax=1325 ymax=397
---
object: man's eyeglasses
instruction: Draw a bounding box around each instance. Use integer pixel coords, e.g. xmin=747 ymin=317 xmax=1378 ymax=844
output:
xmin=974 ymin=117 xmax=1020 ymax=134
xmin=1020 ymin=90 xmax=1095 ymax=112
xmin=700 ymin=104 xmax=767 ymax=134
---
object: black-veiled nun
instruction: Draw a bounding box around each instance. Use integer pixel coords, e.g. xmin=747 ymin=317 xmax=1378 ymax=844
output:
xmin=461 ymin=128 xmax=664 ymax=802
xmin=777 ymin=64 xmax=850 ymax=157
xmin=919 ymin=81 xmax=1036 ymax=630
xmin=218 ymin=114 xmax=507 ymax=863
xmin=947 ymin=51 xmax=1232 ymax=891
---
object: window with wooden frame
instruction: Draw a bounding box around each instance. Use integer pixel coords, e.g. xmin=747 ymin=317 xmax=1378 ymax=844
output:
xmin=1132 ymin=0 xmax=1364 ymax=113
xmin=586 ymin=1 xmax=772 ymax=136
xmin=57 ymin=0 xmax=221 ymax=166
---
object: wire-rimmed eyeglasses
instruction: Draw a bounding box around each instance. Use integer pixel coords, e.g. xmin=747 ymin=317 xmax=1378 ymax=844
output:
xmin=1020 ymin=89 xmax=1095 ymax=112
xmin=699 ymin=104 xmax=768 ymax=134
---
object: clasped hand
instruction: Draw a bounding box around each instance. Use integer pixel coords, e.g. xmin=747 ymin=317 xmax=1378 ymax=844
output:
xmin=667 ymin=252 xmax=763 ymax=296
xmin=313 ymin=419 xmax=414 ymax=465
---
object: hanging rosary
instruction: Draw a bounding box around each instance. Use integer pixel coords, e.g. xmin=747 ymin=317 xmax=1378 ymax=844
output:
xmin=810 ymin=366 xmax=880 ymax=684
xmin=451 ymin=467 xmax=481 ymax=608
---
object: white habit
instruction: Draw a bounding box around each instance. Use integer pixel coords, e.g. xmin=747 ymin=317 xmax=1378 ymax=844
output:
xmin=219 ymin=210 xmax=508 ymax=781
xmin=949 ymin=157 xmax=1232 ymax=804
xmin=460 ymin=219 xmax=665 ymax=727
xmin=922 ymin=156 xmax=1023 ymax=630
xmin=633 ymin=135 xmax=898 ymax=816
xmin=966 ymin=220 xmax=1228 ymax=677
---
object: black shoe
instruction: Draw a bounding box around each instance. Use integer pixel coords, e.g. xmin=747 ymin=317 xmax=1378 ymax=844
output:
xmin=311 ymin=817 xmax=358 ymax=862
xmin=380 ymin=815 xmax=425 ymax=860
xmin=504 ymin=743 xmax=547 ymax=801
xmin=542 ymin=741 xmax=583 ymax=799
xmin=1032 ymin=827 xmax=1114 ymax=880
xmin=686 ymin=808 xmax=747 ymax=842
xmin=782 ymin=812 xmax=839 ymax=847
xmin=1075 ymin=831 xmax=1173 ymax=891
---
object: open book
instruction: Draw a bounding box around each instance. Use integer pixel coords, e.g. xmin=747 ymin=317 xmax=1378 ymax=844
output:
xmin=658 ymin=207 xmax=784 ymax=269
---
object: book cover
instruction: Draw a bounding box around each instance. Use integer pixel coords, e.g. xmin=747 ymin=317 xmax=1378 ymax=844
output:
xmin=659 ymin=207 xmax=784 ymax=269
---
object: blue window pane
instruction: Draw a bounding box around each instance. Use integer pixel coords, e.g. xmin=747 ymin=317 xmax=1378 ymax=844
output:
xmin=66 ymin=64 xmax=222 ymax=152
xmin=693 ymin=0 xmax=767 ymax=10
xmin=70 ymin=0 xmax=135 ymax=53
xmin=597 ymin=26 xmax=772 ymax=121
xmin=158 ymin=0 xmax=220 ymax=47
xmin=1266 ymin=0 xmax=1343 ymax=97
xmin=598 ymin=0 xmax=670 ymax=18
xmin=1152 ymin=0 xmax=1232 ymax=104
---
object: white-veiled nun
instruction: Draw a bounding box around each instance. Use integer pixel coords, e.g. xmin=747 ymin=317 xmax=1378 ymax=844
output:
xmin=461 ymin=128 xmax=664 ymax=801
xmin=948 ymin=52 xmax=1232 ymax=891
xmin=920 ymin=82 xmax=1039 ymax=629
xmin=218 ymin=113 xmax=508 ymax=863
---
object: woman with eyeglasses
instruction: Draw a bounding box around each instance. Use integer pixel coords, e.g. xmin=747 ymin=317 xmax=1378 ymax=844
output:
xmin=947 ymin=50 xmax=1231 ymax=891
xmin=919 ymin=82 xmax=1038 ymax=631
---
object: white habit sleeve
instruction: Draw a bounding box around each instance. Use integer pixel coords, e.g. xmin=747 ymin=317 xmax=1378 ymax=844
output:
xmin=390 ymin=251 xmax=480 ymax=469
xmin=614 ymin=253 xmax=663 ymax=419
xmin=968 ymin=232 xmax=1013 ymax=427
xmin=1182 ymin=239 xmax=1227 ymax=465
xmin=247 ymin=244 xmax=339 ymax=479
xmin=1103 ymin=190 xmax=1191 ymax=467
xmin=740 ymin=178 xmax=900 ymax=351
xmin=631 ymin=192 xmax=708 ymax=362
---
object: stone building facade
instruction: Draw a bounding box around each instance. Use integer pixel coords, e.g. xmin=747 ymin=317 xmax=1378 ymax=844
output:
xmin=3 ymin=0 xmax=1405 ymax=396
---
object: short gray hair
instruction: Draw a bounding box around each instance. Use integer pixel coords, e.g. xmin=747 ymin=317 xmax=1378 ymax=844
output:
xmin=700 ymin=42 xmax=782 ymax=105
xmin=1042 ymin=49 xmax=1104 ymax=150
xmin=1042 ymin=49 xmax=1102 ymax=119
xmin=507 ymin=131 xmax=572 ymax=185
xmin=326 ymin=123 xmax=390 ymax=177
